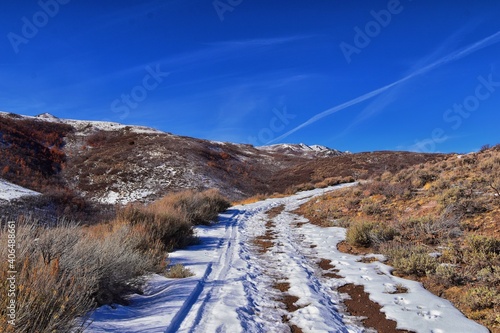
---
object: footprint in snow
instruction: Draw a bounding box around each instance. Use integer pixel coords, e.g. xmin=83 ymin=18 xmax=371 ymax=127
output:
xmin=215 ymin=325 xmax=226 ymax=333
xmin=418 ymin=310 xmax=441 ymax=320
xmin=394 ymin=297 xmax=410 ymax=305
xmin=361 ymin=275 xmax=372 ymax=281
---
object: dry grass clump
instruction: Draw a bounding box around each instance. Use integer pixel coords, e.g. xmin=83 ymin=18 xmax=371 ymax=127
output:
xmin=0 ymin=189 xmax=229 ymax=333
xmin=234 ymin=193 xmax=269 ymax=205
xmin=0 ymin=219 xmax=162 ymax=333
xmin=381 ymin=244 xmax=439 ymax=277
xmin=345 ymin=220 xmax=397 ymax=248
xmin=314 ymin=176 xmax=356 ymax=189
xmin=165 ymin=264 xmax=194 ymax=279
xmin=153 ymin=189 xmax=231 ymax=226
xmin=117 ymin=204 xmax=193 ymax=251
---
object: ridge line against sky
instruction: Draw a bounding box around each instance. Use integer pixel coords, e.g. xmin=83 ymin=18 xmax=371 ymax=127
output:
xmin=268 ymin=30 xmax=500 ymax=145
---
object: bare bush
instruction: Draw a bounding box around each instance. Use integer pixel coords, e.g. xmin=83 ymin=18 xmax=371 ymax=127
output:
xmin=0 ymin=220 xmax=95 ymax=333
xmin=117 ymin=204 xmax=193 ymax=251
xmin=399 ymin=216 xmax=462 ymax=245
xmin=345 ymin=221 xmax=397 ymax=248
xmin=381 ymin=243 xmax=438 ymax=277
xmin=463 ymin=286 xmax=499 ymax=311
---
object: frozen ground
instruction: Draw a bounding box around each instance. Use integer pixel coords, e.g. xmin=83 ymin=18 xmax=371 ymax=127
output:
xmin=85 ymin=184 xmax=488 ymax=333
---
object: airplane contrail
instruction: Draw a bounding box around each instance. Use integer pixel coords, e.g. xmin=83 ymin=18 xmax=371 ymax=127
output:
xmin=267 ymin=30 xmax=500 ymax=144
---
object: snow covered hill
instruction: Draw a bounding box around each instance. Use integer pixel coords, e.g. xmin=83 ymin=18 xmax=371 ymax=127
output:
xmin=85 ymin=185 xmax=487 ymax=333
xmin=257 ymin=143 xmax=344 ymax=158
xmin=33 ymin=112 xmax=162 ymax=135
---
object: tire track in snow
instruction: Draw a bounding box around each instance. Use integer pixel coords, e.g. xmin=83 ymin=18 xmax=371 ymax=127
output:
xmin=183 ymin=211 xmax=240 ymax=332
xmin=165 ymin=209 xmax=243 ymax=333
xmin=173 ymin=206 xmax=273 ymax=333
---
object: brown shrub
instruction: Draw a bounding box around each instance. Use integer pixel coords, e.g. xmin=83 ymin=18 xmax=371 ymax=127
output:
xmin=118 ymin=204 xmax=193 ymax=251
xmin=150 ymin=189 xmax=231 ymax=226
xmin=0 ymin=189 xmax=229 ymax=332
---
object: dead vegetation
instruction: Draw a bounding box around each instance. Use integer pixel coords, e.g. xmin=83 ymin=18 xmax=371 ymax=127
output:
xmin=297 ymin=145 xmax=500 ymax=331
xmin=0 ymin=114 xmax=73 ymax=192
xmin=0 ymin=189 xmax=229 ymax=333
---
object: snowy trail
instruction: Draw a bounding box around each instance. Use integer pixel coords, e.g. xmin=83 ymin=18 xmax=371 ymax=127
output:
xmin=86 ymin=185 xmax=488 ymax=333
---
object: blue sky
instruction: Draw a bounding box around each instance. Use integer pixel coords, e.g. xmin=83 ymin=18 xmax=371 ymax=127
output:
xmin=1 ymin=0 xmax=499 ymax=153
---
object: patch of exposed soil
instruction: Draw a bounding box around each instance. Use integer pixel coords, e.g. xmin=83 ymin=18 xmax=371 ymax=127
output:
xmin=338 ymin=284 xmax=414 ymax=333
xmin=282 ymin=295 xmax=301 ymax=312
xmin=273 ymin=282 xmax=290 ymax=292
xmin=267 ymin=204 xmax=286 ymax=218
xmin=253 ymin=235 xmax=274 ymax=253
xmin=318 ymin=259 xmax=334 ymax=270
xmin=253 ymin=216 xmax=276 ymax=253
xmin=273 ymin=280 xmax=305 ymax=333
xmin=318 ymin=258 xmax=342 ymax=279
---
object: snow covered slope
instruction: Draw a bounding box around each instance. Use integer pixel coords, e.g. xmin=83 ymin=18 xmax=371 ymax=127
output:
xmin=257 ymin=143 xmax=344 ymax=158
xmin=34 ymin=112 xmax=162 ymax=135
xmin=85 ymin=184 xmax=487 ymax=333
xmin=0 ymin=178 xmax=40 ymax=201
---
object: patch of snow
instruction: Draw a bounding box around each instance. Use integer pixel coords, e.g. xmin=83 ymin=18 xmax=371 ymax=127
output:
xmin=0 ymin=178 xmax=40 ymax=201
xmin=36 ymin=112 xmax=59 ymax=120
xmin=257 ymin=143 xmax=343 ymax=157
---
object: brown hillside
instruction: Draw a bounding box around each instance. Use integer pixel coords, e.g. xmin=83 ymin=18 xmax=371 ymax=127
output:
xmin=297 ymin=145 xmax=500 ymax=332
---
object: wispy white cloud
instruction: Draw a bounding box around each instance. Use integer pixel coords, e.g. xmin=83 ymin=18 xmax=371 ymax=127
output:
xmin=155 ymin=34 xmax=315 ymax=71
xmin=205 ymin=35 xmax=315 ymax=48
xmin=60 ymin=34 xmax=315 ymax=91
xmin=268 ymin=29 xmax=500 ymax=144
xmin=334 ymin=25 xmax=474 ymax=139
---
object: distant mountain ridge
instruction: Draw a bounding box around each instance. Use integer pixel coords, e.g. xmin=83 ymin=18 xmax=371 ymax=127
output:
xmin=0 ymin=111 xmax=445 ymax=205
xmin=257 ymin=143 xmax=344 ymax=158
